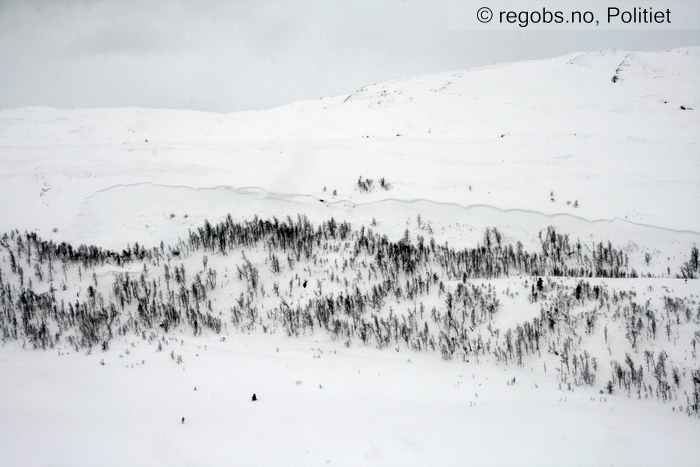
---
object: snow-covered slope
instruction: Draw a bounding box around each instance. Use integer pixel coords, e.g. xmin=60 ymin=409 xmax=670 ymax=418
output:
xmin=1 ymin=47 xmax=699 ymax=239
xmin=1 ymin=48 xmax=699 ymax=467
xmin=2 ymin=48 xmax=698 ymax=142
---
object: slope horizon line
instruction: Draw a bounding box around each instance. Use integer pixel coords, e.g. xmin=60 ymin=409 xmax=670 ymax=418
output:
xmin=83 ymin=181 xmax=700 ymax=237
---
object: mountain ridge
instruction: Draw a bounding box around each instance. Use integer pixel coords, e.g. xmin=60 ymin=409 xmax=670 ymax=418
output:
xmin=1 ymin=46 xmax=698 ymax=143
xmin=0 ymin=46 xmax=698 ymax=235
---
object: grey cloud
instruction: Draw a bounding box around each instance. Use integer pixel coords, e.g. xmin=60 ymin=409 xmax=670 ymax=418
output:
xmin=65 ymin=24 xmax=187 ymax=57
xmin=0 ymin=0 xmax=698 ymax=112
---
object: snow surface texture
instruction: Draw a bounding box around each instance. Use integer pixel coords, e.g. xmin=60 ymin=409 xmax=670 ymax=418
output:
xmin=1 ymin=48 xmax=699 ymax=466
xmin=1 ymin=47 xmax=699 ymax=237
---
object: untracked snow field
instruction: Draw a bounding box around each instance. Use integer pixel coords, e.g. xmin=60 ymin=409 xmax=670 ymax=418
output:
xmin=2 ymin=332 xmax=699 ymax=467
xmin=1 ymin=48 xmax=699 ymax=466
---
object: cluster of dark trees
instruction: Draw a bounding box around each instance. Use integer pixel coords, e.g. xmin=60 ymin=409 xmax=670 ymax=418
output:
xmin=185 ymin=215 xmax=633 ymax=279
xmin=0 ymin=215 xmax=698 ymax=416
xmin=609 ymin=351 xmax=679 ymax=402
xmin=680 ymin=246 xmax=700 ymax=279
xmin=356 ymin=176 xmax=391 ymax=193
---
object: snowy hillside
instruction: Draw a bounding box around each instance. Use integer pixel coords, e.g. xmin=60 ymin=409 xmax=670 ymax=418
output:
xmin=1 ymin=47 xmax=699 ymax=239
xmin=1 ymin=47 xmax=699 ymax=466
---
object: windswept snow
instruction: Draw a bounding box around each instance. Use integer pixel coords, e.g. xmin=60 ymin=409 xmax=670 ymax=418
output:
xmin=2 ymin=333 xmax=700 ymax=467
xmin=1 ymin=47 xmax=699 ymax=235
xmin=1 ymin=47 xmax=699 ymax=467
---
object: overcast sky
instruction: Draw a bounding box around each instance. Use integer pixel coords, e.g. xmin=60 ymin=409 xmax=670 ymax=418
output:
xmin=1 ymin=0 xmax=698 ymax=113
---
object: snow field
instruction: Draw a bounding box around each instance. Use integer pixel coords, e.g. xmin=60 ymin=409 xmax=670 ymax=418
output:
xmin=1 ymin=46 xmax=699 ymax=466
xmin=3 ymin=331 xmax=700 ymax=467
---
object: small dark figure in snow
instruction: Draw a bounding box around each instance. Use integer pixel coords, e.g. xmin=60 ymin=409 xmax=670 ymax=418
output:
xmin=303 ymin=280 xmax=308 ymax=289
xmin=252 ymin=394 xmax=257 ymax=402
xmin=182 ymin=417 xmax=185 ymax=424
